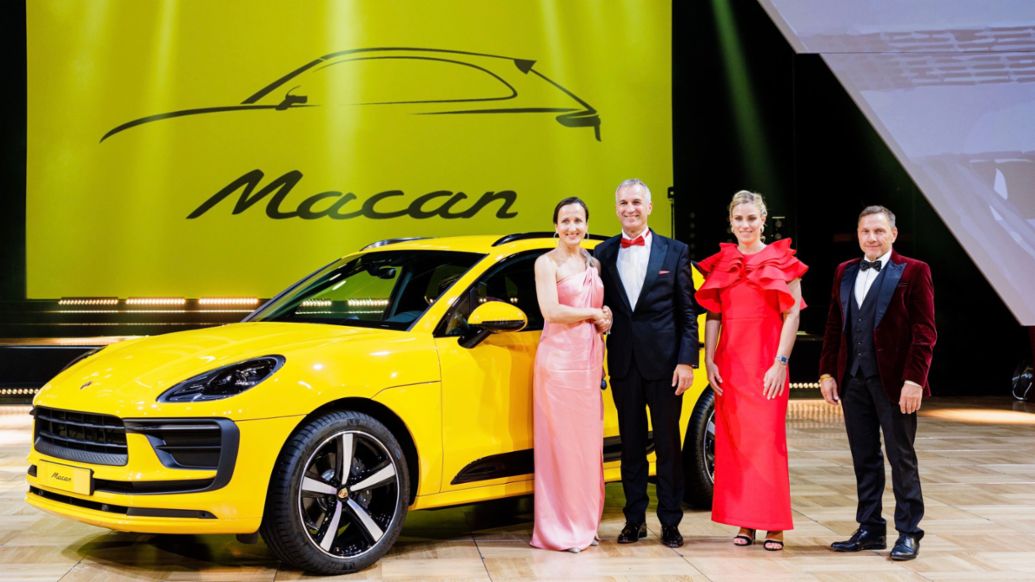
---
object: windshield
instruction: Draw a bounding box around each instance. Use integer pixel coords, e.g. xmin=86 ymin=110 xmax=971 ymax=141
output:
xmin=250 ymin=250 xmax=484 ymax=329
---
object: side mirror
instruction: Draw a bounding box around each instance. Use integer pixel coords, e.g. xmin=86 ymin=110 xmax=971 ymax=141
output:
xmin=459 ymin=301 xmax=528 ymax=348
xmin=276 ymin=91 xmax=308 ymax=111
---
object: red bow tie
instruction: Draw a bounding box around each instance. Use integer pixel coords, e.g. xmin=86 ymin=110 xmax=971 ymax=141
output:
xmin=621 ymin=235 xmax=645 ymax=248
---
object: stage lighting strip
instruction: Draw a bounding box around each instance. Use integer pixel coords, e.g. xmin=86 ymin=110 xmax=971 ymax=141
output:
xmin=0 ymin=388 xmax=39 ymax=396
xmin=789 ymin=382 xmax=820 ymax=390
xmin=125 ymin=298 xmax=188 ymax=306
xmin=57 ymin=298 xmax=118 ymax=306
xmin=347 ymin=299 xmax=389 ymax=308
xmin=197 ymin=298 xmax=261 ymax=306
xmin=297 ymin=299 xmax=333 ymax=314
xmin=52 ymin=297 xmax=261 ymax=314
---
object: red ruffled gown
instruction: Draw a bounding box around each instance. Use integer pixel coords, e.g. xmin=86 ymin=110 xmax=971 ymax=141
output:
xmin=530 ymin=266 xmax=606 ymax=551
xmin=695 ymin=238 xmax=807 ymax=531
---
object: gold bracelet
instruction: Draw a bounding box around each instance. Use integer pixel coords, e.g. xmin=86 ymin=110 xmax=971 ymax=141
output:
xmin=819 ymin=373 xmax=833 ymax=382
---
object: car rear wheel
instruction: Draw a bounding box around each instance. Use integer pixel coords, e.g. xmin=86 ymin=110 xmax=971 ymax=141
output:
xmin=261 ymin=411 xmax=409 ymax=574
xmin=682 ymin=388 xmax=715 ymax=508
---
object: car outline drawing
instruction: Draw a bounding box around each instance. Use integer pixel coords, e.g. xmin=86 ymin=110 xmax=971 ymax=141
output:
xmin=100 ymin=47 xmax=602 ymax=143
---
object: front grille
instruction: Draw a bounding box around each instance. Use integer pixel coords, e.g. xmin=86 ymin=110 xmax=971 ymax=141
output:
xmin=33 ymin=407 xmax=128 ymax=466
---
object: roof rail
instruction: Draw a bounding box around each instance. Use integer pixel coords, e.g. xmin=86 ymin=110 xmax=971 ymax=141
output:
xmin=492 ymin=232 xmax=609 ymax=246
xmin=361 ymin=237 xmax=428 ymax=251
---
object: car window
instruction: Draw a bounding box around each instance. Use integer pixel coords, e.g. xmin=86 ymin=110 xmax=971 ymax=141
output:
xmin=439 ymin=251 xmax=545 ymax=336
xmin=251 ymin=250 xmax=482 ymax=330
xmin=289 ymin=57 xmax=516 ymax=106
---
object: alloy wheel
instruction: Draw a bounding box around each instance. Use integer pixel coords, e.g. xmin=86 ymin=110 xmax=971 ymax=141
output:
xmin=297 ymin=430 xmax=401 ymax=559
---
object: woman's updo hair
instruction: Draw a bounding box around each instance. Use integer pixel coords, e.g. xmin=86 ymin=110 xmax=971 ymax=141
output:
xmin=728 ymin=190 xmax=768 ymax=217
xmin=553 ymin=196 xmax=589 ymax=224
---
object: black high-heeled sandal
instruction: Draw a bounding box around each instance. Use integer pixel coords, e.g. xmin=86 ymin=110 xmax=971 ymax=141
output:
xmin=763 ymin=532 xmax=784 ymax=551
xmin=733 ymin=528 xmax=756 ymax=546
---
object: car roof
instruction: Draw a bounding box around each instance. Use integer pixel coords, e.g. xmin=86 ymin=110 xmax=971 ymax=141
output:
xmin=356 ymin=233 xmax=610 ymax=255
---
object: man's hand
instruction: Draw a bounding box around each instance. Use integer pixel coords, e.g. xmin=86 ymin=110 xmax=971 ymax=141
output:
xmin=672 ymin=364 xmax=694 ymax=396
xmin=820 ymin=376 xmax=840 ymax=406
xmin=899 ymin=382 xmax=923 ymax=414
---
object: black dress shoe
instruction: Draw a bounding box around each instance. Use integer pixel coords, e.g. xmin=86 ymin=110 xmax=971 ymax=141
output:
xmin=617 ymin=522 xmax=647 ymax=544
xmin=890 ymin=534 xmax=920 ymax=561
xmin=830 ymin=527 xmax=887 ymax=552
xmin=661 ymin=525 xmax=684 ymax=548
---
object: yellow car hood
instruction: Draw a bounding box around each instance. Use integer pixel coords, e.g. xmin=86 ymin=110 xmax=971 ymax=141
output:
xmin=33 ymin=322 xmax=432 ymax=418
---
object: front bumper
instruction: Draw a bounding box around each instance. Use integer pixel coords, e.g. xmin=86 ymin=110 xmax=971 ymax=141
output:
xmin=26 ymin=414 xmax=302 ymax=534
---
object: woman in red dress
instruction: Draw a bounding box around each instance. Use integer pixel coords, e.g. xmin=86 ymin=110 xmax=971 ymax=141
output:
xmin=695 ymin=191 xmax=807 ymax=551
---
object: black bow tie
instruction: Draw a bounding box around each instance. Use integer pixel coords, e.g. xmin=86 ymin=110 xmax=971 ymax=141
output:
xmin=860 ymin=259 xmax=882 ymax=272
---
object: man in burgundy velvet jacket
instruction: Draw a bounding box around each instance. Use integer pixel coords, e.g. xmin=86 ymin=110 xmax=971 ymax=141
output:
xmin=819 ymin=206 xmax=936 ymax=562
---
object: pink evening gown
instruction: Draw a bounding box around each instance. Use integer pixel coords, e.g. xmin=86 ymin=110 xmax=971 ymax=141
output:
xmin=530 ymin=266 xmax=606 ymax=551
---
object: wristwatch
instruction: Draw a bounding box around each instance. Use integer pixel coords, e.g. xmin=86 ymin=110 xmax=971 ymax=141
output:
xmin=775 ymin=354 xmax=789 ymax=366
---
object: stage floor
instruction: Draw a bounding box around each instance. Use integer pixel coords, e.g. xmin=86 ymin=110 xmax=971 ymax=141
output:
xmin=2 ymin=398 xmax=1034 ymax=581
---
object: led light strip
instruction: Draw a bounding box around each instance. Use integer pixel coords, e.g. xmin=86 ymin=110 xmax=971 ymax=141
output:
xmin=57 ymin=298 xmax=119 ymax=306
xmin=347 ymin=299 xmax=389 ymax=308
xmin=0 ymin=388 xmax=40 ymax=396
xmin=197 ymin=297 xmax=260 ymax=306
xmin=301 ymin=299 xmax=332 ymax=307
xmin=125 ymin=297 xmax=187 ymax=306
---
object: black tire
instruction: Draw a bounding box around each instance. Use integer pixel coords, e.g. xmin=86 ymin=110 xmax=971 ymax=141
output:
xmin=682 ymin=388 xmax=715 ymax=508
xmin=260 ymin=411 xmax=409 ymax=574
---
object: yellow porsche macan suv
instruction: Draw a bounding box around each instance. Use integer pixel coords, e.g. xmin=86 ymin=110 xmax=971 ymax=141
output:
xmin=26 ymin=233 xmax=715 ymax=574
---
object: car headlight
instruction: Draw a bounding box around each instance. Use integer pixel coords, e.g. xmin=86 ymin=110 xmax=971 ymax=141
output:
xmin=158 ymin=356 xmax=285 ymax=402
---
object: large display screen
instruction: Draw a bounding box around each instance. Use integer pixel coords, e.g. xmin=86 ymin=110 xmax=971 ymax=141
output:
xmin=759 ymin=0 xmax=1035 ymax=325
xmin=27 ymin=1 xmax=672 ymax=297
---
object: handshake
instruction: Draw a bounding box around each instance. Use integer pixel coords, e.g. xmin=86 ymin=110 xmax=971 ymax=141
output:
xmin=593 ymin=305 xmax=613 ymax=334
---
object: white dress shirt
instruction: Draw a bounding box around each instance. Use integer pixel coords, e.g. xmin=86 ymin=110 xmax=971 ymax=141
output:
xmin=617 ymin=229 xmax=652 ymax=310
xmin=853 ymin=249 xmax=892 ymax=308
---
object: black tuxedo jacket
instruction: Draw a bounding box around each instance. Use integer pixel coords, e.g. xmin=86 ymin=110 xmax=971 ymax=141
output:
xmin=594 ymin=231 xmax=699 ymax=380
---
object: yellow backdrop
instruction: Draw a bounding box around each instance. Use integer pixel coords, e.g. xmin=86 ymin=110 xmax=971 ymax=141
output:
xmin=27 ymin=0 xmax=672 ymax=297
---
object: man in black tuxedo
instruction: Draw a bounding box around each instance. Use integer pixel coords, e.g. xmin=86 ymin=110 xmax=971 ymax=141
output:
xmin=593 ymin=178 xmax=699 ymax=548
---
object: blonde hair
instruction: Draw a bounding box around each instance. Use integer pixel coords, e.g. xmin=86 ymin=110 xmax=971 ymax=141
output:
xmin=728 ymin=190 xmax=768 ymax=217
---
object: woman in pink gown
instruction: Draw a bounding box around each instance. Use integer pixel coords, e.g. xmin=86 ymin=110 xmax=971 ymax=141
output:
xmin=530 ymin=197 xmax=611 ymax=552
xmin=696 ymin=191 xmax=806 ymax=551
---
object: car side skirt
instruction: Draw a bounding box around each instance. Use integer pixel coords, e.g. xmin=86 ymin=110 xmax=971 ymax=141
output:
xmin=409 ymin=459 xmax=653 ymax=511
xmin=449 ymin=434 xmax=655 ymax=485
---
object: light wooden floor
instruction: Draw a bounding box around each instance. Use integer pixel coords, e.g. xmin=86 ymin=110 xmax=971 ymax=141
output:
xmin=2 ymin=397 xmax=1035 ymax=581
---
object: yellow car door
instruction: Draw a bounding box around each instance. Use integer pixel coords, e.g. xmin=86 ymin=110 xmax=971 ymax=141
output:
xmin=434 ymin=250 xmax=624 ymax=495
xmin=434 ymin=252 xmax=541 ymax=493
xmin=435 ymin=331 xmax=539 ymax=495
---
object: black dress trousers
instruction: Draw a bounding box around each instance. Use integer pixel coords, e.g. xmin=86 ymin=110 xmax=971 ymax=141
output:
xmin=610 ymin=358 xmax=685 ymax=527
xmin=841 ymin=373 xmax=924 ymax=536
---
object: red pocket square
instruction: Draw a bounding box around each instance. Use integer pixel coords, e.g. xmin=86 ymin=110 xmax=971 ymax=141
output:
xmin=659 ymin=270 xmax=670 ymax=275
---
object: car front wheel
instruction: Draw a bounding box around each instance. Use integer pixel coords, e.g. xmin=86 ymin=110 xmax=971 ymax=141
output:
xmin=261 ymin=411 xmax=409 ymax=574
xmin=682 ymin=388 xmax=715 ymax=508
